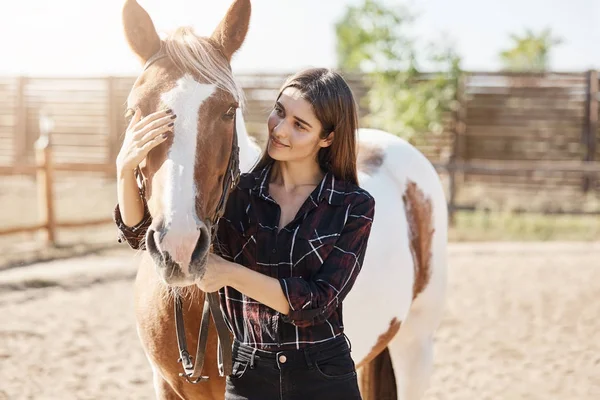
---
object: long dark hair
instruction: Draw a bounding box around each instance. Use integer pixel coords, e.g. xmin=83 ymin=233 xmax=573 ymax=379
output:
xmin=252 ymin=68 xmax=359 ymax=185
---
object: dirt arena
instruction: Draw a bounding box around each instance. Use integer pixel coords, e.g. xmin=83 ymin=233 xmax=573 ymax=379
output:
xmin=1 ymin=242 xmax=599 ymax=400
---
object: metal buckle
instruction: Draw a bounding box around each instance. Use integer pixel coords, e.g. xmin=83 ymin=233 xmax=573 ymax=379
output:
xmin=179 ymin=372 xmax=210 ymax=384
xmin=178 ymin=349 xmax=209 ymax=384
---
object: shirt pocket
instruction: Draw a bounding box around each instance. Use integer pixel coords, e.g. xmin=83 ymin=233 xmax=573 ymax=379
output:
xmin=293 ymin=215 xmax=345 ymax=277
xmin=222 ymin=214 xmax=258 ymax=264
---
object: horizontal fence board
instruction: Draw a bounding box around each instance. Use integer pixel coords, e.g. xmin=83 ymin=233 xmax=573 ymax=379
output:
xmin=25 ymin=99 xmax=107 ymax=107
xmin=0 ymin=138 xmax=13 ymax=152
xmin=27 ymin=127 xmax=108 ymax=137
xmin=27 ymin=106 xmax=108 ymax=117
xmin=466 ymin=95 xmax=587 ymax=105
xmin=466 ymin=110 xmax=586 ymax=120
xmin=0 ymin=115 xmax=16 ymax=126
xmin=0 ymin=71 xmax=597 ymax=218
xmin=465 ymin=126 xmax=583 ymax=138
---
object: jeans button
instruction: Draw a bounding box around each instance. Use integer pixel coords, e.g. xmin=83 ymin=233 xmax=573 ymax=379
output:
xmin=278 ymin=355 xmax=287 ymax=364
xmin=272 ymin=248 xmax=276 ymax=254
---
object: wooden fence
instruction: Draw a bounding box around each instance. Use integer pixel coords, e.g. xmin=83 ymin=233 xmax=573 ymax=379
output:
xmin=0 ymin=71 xmax=599 ymax=243
xmin=0 ymin=73 xmax=453 ymax=167
xmin=457 ymin=72 xmax=599 ymax=182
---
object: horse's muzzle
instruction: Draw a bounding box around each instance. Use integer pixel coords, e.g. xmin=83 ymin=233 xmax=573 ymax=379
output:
xmin=145 ymin=219 xmax=211 ymax=286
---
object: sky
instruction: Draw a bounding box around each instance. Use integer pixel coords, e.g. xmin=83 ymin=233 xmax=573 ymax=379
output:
xmin=1 ymin=0 xmax=599 ymax=76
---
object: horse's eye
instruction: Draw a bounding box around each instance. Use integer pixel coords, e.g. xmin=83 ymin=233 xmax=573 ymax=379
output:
xmin=224 ymin=106 xmax=236 ymax=119
xmin=124 ymin=108 xmax=135 ymax=122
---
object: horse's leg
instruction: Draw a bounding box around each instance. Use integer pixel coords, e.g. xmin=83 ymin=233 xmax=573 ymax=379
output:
xmin=153 ymin=370 xmax=183 ymax=400
xmin=387 ymin=290 xmax=443 ymax=400
xmin=387 ymin=330 xmax=434 ymax=400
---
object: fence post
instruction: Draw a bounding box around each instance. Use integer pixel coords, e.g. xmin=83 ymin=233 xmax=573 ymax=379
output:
xmin=448 ymin=73 xmax=467 ymax=225
xmin=35 ymin=115 xmax=56 ymax=246
xmin=583 ymin=70 xmax=598 ymax=192
xmin=106 ymin=76 xmax=119 ymax=177
xmin=14 ymin=76 xmax=28 ymax=164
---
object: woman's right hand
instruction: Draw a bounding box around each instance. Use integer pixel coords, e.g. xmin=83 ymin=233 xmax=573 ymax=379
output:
xmin=116 ymin=108 xmax=176 ymax=175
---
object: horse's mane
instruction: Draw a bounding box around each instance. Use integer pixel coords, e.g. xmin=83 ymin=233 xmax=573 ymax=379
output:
xmin=163 ymin=27 xmax=245 ymax=108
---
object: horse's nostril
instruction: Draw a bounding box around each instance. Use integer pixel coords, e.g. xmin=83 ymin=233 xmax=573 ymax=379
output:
xmin=145 ymin=227 xmax=167 ymax=269
xmin=146 ymin=219 xmax=211 ymax=279
xmin=190 ymin=223 xmax=211 ymax=267
xmin=153 ymin=229 xmax=166 ymax=254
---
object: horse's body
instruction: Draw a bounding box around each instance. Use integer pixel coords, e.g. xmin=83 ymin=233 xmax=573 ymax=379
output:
xmin=135 ymin=117 xmax=447 ymax=400
xmin=121 ymin=1 xmax=447 ymax=399
xmin=348 ymin=128 xmax=447 ymax=399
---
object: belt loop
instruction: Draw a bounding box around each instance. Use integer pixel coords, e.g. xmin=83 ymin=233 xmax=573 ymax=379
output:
xmin=303 ymin=348 xmax=315 ymax=370
xmin=249 ymin=348 xmax=257 ymax=369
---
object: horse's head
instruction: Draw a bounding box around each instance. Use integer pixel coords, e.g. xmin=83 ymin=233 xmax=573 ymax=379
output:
xmin=122 ymin=0 xmax=250 ymax=286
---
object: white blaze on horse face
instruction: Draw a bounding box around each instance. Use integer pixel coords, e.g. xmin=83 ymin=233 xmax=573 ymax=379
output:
xmin=158 ymin=74 xmax=215 ymax=270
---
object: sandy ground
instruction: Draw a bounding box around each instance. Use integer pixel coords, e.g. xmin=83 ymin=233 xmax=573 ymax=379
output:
xmin=0 ymin=242 xmax=599 ymax=400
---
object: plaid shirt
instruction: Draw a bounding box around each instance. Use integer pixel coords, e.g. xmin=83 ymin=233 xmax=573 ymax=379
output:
xmin=114 ymin=162 xmax=375 ymax=350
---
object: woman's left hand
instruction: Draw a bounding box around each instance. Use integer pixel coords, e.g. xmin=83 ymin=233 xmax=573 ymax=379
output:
xmin=195 ymin=253 xmax=233 ymax=292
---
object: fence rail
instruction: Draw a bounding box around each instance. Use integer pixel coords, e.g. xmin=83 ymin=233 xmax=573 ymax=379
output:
xmin=1 ymin=71 xmax=599 ymax=244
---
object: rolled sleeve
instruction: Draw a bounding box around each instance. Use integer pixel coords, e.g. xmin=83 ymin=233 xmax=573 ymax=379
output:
xmin=112 ymin=199 xmax=152 ymax=250
xmin=279 ymin=196 xmax=375 ymax=327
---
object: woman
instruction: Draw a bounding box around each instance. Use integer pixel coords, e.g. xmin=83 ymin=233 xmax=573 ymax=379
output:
xmin=114 ymin=68 xmax=375 ymax=400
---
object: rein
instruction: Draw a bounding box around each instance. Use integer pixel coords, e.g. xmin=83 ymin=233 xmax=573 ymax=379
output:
xmin=141 ymin=49 xmax=241 ymax=384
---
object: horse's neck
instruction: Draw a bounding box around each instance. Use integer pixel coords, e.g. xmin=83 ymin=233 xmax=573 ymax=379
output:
xmin=235 ymin=109 xmax=261 ymax=173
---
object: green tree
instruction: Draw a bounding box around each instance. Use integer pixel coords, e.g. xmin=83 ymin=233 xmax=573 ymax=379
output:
xmin=499 ymin=28 xmax=563 ymax=72
xmin=335 ymin=0 xmax=461 ymax=142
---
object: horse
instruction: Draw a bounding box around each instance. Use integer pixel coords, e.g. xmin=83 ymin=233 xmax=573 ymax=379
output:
xmin=120 ymin=1 xmax=447 ymax=399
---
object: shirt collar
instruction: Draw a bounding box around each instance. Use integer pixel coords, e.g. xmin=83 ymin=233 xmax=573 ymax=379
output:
xmin=238 ymin=161 xmax=346 ymax=206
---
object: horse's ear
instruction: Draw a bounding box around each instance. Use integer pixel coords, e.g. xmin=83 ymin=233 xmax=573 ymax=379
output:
xmin=122 ymin=0 xmax=161 ymax=64
xmin=211 ymin=0 xmax=251 ymax=61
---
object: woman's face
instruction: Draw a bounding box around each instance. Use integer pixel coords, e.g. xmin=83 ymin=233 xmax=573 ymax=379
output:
xmin=266 ymin=87 xmax=333 ymax=163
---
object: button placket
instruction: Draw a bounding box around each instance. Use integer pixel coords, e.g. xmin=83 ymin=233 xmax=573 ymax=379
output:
xmin=270 ymin=230 xmax=283 ymax=347
xmin=270 ymin=232 xmax=278 ymax=273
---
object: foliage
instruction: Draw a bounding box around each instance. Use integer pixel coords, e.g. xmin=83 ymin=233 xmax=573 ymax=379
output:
xmin=335 ymin=0 xmax=462 ymax=143
xmin=499 ymin=28 xmax=563 ymax=72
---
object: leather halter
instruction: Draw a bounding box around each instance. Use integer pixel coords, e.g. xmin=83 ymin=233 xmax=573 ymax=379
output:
xmin=140 ymin=48 xmax=241 ymax=383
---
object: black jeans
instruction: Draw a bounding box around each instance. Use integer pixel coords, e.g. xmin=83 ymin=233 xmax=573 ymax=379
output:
xmin=225 ymin=335 xmax=362 ymax=400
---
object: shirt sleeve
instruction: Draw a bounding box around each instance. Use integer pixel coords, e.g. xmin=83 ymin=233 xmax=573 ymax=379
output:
xmin=112 ymin=197 xmax=152 ymax=250
xmin=278 ymin=195 xmax=375 ymax=327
